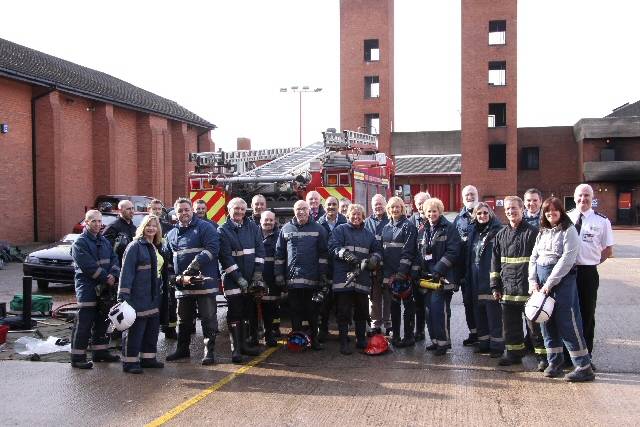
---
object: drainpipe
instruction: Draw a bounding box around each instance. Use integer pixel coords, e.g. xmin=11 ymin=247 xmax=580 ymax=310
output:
xmin=31 ymin=87 xmax=56 ymax=242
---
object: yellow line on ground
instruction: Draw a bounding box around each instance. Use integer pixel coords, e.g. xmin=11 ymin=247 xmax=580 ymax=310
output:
xmin=145 ymin=345 xmax=281 ymax=427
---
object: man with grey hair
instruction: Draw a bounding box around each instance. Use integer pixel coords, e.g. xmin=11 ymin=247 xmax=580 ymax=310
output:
xmin=306 ymin=191 xmax=325 ymax=222
xmin=454 ymin=184 xmax=480 ymax=346
xmin=365 ymin=194 xmax=391 ymax=335
xmin=567 ymin=184 xmax=614 ymax=363
xmin=339 ymin=198 xmax=351 ymax=216
xmin=218 ymin=197 xmax=265 ymax=363
xmin=103 ymin=199 xmax=137 ymax=265
xmin=251 ymin=194 xmax=267 ymax=225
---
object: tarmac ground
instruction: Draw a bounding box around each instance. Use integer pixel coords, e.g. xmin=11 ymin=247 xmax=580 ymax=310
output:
xmin=0 ymin=230 xmax=638 ymax=426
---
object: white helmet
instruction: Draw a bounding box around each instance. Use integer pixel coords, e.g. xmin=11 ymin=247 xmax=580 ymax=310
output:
xmin=525 ymin=291 xmax=555 ymax=323
xmin=108 ymin=301 xmax=137 ymax=331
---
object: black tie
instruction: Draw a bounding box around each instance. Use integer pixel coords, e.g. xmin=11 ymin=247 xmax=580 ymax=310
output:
xmin=575 ymin=213 xmax=583 ymax=235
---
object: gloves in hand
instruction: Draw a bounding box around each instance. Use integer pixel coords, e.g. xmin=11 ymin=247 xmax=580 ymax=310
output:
xmin=183 ymin=259 xmax=201 ymax=277
xmin=237 ymin=277 xmax=249 ymax=292
xmin=362 ymin=255 xmax=379 ymax=271
xmin=431 ymin=272 xmax=442 ymax=283
xmin=339 ymin=249 xmax=358 ymax=264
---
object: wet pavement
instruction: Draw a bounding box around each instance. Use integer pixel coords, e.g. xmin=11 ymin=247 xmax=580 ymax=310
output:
xmin=0 ymin=230 xmax=639 ymax=426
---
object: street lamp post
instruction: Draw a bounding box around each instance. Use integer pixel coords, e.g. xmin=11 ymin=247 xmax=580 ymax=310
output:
xmin=280 ymin=85 xmax=322 ymax=147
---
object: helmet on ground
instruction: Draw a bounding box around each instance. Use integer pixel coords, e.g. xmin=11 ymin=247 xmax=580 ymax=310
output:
xmin=365 ymin=334 xmax=390 ymax=355
xmin=108 ymin=301 xmax=136 ymax=331
xmin=391 ymin=277 xmax=412 ymax=300
xmin=525 ymin=291 xmax=555 ymax=323
xmin=287 ymin=331 xmax=311 ymax=352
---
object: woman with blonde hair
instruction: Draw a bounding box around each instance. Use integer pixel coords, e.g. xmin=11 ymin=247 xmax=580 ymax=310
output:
xmin=117 ymin=214 xmax=165 ymax=374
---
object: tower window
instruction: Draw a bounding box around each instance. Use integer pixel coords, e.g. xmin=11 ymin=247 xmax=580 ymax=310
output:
xmin=364 ymin=39 xmax=380 ymax=62
xmin=488 ymin=103 xmax=507 ymax=127
xmin=364 ymin=113 xmax=380 ymax=135
xmin=488 ymin=61 xmax=506 ymax=86
xmin=520 ymin=147 xmax=539 ymax=170
xmin=489 ymin=144 xmax=507 ymax=169
xmin=489 ymin=20 xmax=506 ymax=45
xmin=365 ymin=76 xmax=380 ymax=98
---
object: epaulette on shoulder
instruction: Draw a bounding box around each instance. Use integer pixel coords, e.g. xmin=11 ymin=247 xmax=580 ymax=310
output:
xmin=595 ymin=211 xmax=608 ymax=219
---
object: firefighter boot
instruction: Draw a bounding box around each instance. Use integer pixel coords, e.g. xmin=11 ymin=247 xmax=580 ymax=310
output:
xmin=241 ymin=321 xmax=261 ymax=357
xmin=309 ymin=316 xmax=324 ymax=351
xmin=202 ymin=334 xmax=216 ymax=366
xmin=166 ymin=328 xmax=191 ymax=361
xmin=92 ymin=351 xmax=121 ymax=363
xmin=71 ymin=356 xmax=93 ymax=370
xmin=229 ymin=322 xmax=243 ymax=364
xmin=339 ymin=324 xmax=352 ymax=355
xmin=248 ymin=317 xmax=259 ymax=347
xmin=397 ymin=316 xmax=415 ymax=348
xmin=264 ymin=319 xmax=277 ymax=347
xmin=162 ymin=326 xmax=177 ymax=340
xmin=355 ymin=321 xmax=367 ymax=350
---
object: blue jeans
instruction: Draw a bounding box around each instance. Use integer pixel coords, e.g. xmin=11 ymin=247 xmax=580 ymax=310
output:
xmin=425 ymin=290 xmax=453 ymax=347
xmin=536 ymin=264 xmax=591 ymax=368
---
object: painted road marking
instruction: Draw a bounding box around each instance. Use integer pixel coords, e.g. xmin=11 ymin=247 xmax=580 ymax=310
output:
xmin=145 ymin=345 xmax=281 ymax=427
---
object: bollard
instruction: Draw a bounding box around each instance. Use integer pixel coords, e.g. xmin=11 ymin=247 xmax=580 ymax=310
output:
xmin=21 ymin=276 xmax=33 ymax=330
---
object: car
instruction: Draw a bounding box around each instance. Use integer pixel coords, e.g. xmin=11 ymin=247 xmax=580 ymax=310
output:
xmin=72 ymin=212 xmax=147 ymax=234
xmin=94 ymin=194 xmax=155 ymax=213
xmin=23 ymin=234 xmax=80 ymax=290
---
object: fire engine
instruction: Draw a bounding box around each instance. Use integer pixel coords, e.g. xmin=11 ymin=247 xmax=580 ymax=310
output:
xmin=187 ymin=129 xmax=395 ymax=224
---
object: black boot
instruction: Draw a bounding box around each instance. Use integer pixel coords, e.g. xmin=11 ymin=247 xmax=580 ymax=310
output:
xmin=229 ymin=322 xmax=243 ymax=364
xmin=397 ymin=315 xmax=415 ymax=348
xmin=355 ymin=321 xmax=367 ymax=350
xmin=166 ymin=328 xmax=191 ymax=361
xmin=248 ymin=317 xmax=260 ymax=347
xmin=339 ymin=324 xmax=352 ymax=355
xmin=162 ymin=327 xmax=177 ymax=340
xmin=309 ymin=317 xmax=324 ymax=351
xmin=92 ymin=351 xmax=120 ymax=363
xmin=202 ymin=334 xmax=216 ymax=365
xmin=264 ymin=319 xmax=277 ymax=347
xmin=123 ymin=363 xmax=143 ymax=374
xmin=463 ymin=333 xmax=478 ymax=346
xmin=140 ymin=359 xmax=164 ymax=368
xmin=241 ymin=321 xmax=261 ymax=356
xmin=71 ymin=357 xmax=93 ymax=369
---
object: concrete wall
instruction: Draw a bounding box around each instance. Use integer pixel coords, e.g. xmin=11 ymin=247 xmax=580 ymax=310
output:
xmin=392 ymin=131 xmax=460 ymax=156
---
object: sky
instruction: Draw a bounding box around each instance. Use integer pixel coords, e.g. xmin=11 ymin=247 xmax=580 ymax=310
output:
xmin=2 ymin=1 xmax=639 ymax=151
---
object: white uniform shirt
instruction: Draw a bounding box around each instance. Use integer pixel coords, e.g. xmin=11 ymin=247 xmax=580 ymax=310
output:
xmin=568 ymin=208 xmax=614 ymax=266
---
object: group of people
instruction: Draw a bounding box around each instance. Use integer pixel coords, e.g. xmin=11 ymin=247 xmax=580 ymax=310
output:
xmin=69 ymin=183 xmax=613 ymax=383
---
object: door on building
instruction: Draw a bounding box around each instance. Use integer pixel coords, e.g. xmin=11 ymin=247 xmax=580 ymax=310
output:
xmin=617 ymin=192 xmax=632 ymax=225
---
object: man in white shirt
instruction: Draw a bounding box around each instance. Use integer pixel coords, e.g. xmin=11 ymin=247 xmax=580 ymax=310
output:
xmin=567 ymin=184 xmax=614 ymax=360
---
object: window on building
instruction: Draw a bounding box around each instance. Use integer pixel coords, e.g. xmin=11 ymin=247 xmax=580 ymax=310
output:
xmin=520 ymin=147 xmax=539 ymax=170
xmin=365 ymin=76 xmax=380 ymax=98
xmin=488 ymin=61 xmax=506 ymax=86
xmin=600 ymin=148 xmax=616 ymax=161
xmin=364 ymin=39 xmax=380 ymax=62
xmin=364 ymin=113 xmax=380 ymax=135
xmin=489 ymin=144 xmax=507 ymax=169
xmin=488 ymin=103 xmax=507 ymax=127
xmin=489 ymin=20 xmax=506 ymax=45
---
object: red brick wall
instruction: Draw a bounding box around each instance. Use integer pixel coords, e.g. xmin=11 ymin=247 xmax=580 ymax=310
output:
xmin=171 ymin=121 xmax=189 ymax=201
xmin=340 ymin=0 xmax=394 ymax=154
xmin=0 ymin=78 xmax=34 ymax=243
xmin=517 ymin=126 xmax=579 ymax=204
xmin=113 ymin=108 xmax=138 ymax=194
xmin=461 ymin=0 xmax=518 ymax=200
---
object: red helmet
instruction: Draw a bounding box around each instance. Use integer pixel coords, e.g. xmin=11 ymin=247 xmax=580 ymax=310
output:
xmin=365 ymin=334 xmax=390 ymax=355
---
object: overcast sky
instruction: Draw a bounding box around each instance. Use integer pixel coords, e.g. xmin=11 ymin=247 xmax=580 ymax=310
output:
xmin=2 ymin=1 xmax=639 ymax=151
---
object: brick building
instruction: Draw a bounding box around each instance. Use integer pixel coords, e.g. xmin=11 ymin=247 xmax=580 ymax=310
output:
xmin=0 ymin=38 xmax=215 ymax=243
xmin=340 ymin=1 xmax=639 ymax=224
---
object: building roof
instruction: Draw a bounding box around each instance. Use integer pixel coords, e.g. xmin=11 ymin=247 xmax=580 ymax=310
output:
xmin=606 ymin=100 xmax=640 ymax=118
xmin=0 ymin=37 xmax=215 ymax=129
xmin=395 ymin=154 xmax=461 ymax=175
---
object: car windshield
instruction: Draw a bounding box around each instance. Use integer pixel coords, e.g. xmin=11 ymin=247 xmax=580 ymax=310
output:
xmin=61 ymin=234 xmax=80 ymax=243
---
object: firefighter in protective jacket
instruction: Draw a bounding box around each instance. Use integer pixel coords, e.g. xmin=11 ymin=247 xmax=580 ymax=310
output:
xmin=218 ymin=197 xmax=266 ymax=363
xmin=490 ymin=196 xmax=546 ymax=369
xmin=275 ymin=200 xmax=329 ymax=350
xmin=70 ymin=210 xmax=121 ymax=369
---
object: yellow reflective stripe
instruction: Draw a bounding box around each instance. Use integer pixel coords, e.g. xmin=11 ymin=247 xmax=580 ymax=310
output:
xmin=506 ymin=344 xmax=526 ymax=351
xmin=534 ymin=347 xmax=547 ymax=355
xmin=502 ymin=295 xmax=529 ymax=302
xmin=489 ymin=272 xmax=500 ymax=279
xmin=500 ymin=257 xmax=530 ymax=264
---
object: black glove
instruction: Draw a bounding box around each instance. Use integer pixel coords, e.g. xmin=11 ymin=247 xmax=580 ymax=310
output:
xmin=182 ymin=259 xmax=201 ymax=277
xmin=339 ymin=249 xmax=358 ymax=264
xmin=275 ymin=275 xmax=286 ymax=289
xmin=431 ymin=272 xmax=442 ymax=283
xmin=237 ymin=277 xmax=249 ymax=292
xmin=252 ymin=271 xmax=264 ymax=282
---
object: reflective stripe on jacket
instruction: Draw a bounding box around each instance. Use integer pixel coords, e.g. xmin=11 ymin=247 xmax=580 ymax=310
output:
xmin=72 ymin=229 xmax=120 ymax=303
xmin=381 ymin=216 xmax=417 ymax=282
xmin=218 ymin=219 xmax=265 ymax=295
xmin=118 ymin=238 xmax=162 ymax=317
xmin=418 ymin=216 xmax=462 ymax=286
xmin=329 ymin=222 xmax=381 ymax=294
xmin=275 ymin=218 xmax=328 ymax=289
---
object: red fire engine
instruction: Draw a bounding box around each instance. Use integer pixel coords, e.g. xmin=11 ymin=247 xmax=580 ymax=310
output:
xmin=187 ymin=129 xmax=394 ymax=224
